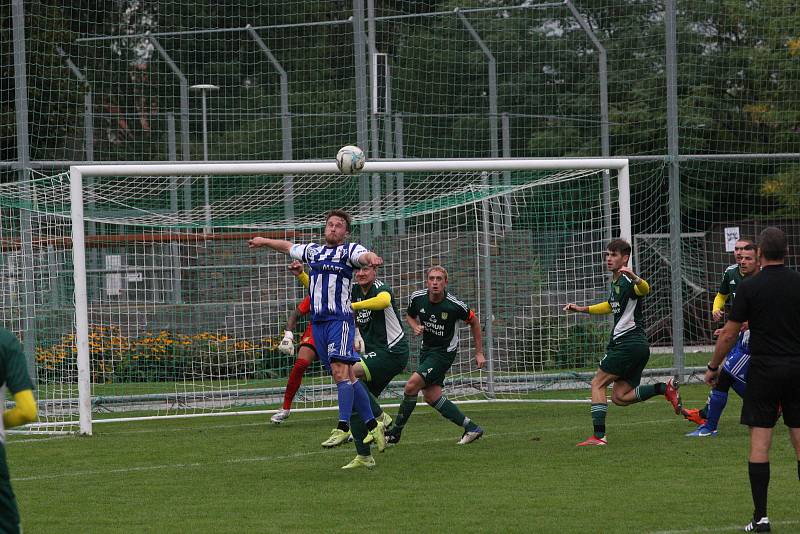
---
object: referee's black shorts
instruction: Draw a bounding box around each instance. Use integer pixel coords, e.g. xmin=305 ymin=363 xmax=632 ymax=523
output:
xmin=741 ymin=358 xmax=800 ymax=428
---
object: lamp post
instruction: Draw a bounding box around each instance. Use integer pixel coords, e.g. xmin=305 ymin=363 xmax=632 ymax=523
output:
xmin=190 ymin=84 xmax=219 ymax=233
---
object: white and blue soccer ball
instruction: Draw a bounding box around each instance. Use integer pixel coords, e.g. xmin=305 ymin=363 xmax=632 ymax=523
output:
xmin=336 ymin=145 xmax=366 ymax=174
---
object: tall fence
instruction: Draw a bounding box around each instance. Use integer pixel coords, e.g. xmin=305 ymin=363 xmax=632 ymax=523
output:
xmin=2 ymin=0 xmax=800 ymax=373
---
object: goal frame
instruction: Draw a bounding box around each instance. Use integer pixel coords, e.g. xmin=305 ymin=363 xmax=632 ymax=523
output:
xmin=68 ymin=158 xmax=630 ymax=435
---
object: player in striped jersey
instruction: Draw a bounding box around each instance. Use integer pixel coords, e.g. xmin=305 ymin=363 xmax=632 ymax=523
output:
xmin=384 ymin=265 xmax=486 ymax=446
xmin=564 ymin=239 xmax=681 ymax=446
xmin=249 ymin=210 xmax=387 ymax=457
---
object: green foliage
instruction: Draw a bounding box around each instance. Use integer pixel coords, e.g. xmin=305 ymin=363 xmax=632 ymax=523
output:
xmin=36 ymin=325 xmax=285 ymax=384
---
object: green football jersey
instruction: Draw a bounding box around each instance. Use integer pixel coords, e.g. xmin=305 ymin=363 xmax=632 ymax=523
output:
xmin=353 ymin=280 xmax=408 ymax=354
xmin=607 ymin=274 xmax=648 ymax=342
xmin=407 ymin=290 xmax=472 ymax=352
xmin=0 ymin=328 xmax=34 ymax=442
xmin=718 ymin=263 xmax=744 ymax=307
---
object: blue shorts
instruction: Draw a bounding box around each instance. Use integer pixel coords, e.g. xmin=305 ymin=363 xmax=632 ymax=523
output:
xmin=722 ymin=331 xmax=750 ymax=386
xmin=311 ymin=318 xmax=359 ymax=372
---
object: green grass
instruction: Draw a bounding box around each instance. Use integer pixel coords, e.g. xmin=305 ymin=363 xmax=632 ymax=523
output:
xmin=9 ymin=384 xmax=800 ymax=533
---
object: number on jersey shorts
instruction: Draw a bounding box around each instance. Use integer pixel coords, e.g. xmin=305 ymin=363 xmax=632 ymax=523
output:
xmin=414 ymin=348 xmax=457 ymax=387
xmin=599 ymin=335 xmax=650 ymax=387
xmin=360 ymin=347 xmax=409 ymax=397
xmin=311 ymin=319 xmax=359 ymax=371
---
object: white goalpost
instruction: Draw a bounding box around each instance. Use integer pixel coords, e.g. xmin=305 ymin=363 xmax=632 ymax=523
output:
xmin=10 ymin=158 xmax=629 ymax=435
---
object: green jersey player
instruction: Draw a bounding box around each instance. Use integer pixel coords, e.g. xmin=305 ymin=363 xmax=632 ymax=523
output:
xmin=0 ymin=328 xmax=38 ymax=533
xmin=386 ymin=265 xmax=485 ymax=446
xmin=564 ymin=239 xmax=681 ymax=446
xmin=341 ymin=264 xmax=410 ymax=469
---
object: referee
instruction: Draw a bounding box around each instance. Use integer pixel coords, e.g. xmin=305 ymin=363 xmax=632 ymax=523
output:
xmin=705 ymin=226 xmax=800 ymax=533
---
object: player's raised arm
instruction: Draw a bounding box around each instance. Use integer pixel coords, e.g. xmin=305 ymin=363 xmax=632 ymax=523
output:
xmin=248 ymin=236 xmax=293 ymax=254
xmin=618 ymin=266 xmax=650 ymax=296
xmin=357 ymin=251 xmax=383 ymax=268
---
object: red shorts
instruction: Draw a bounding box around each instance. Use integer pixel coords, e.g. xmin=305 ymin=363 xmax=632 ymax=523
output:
xmin=299 ymin=323 xmax=316 ymax=351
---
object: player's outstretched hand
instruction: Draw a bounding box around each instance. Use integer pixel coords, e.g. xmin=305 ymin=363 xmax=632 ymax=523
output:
xmin=712 ymin=309 xmax=724 ymax=322
xmin=563 ymin=303 xmax=582 ymax=313
xmin=248 ymin=236 xmax=268 ymax=248
xmin=369 ymin=254 xmax=384 ymax=268
xmin=475 ymin=351 xmax=486 ymax=369
xmin=288 ymin=260 xmax=303 ymax=277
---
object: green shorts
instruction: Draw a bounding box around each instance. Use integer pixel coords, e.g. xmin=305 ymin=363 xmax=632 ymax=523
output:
xmin=360 ymin=347 xmax=409 ymax=397
xmin=414 ymin=348 xmax=456 ymax=388
xmin=599 ymin=335 xmax=650 ymax=388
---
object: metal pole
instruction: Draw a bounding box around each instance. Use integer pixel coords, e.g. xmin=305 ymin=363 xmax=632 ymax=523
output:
xmin=501 ymin=112 xmax=512 ymax=229
xmin=665 ymin=0 xmax=684 ymax=381
xmin=366 ymin=0 xmax=382 ymax=238
xmin=166 ymin=112 xmax=182 ymax=304
xmin=352 ymin=0 xmax=372 ymax=246
xmin=456 ymin=9 xmax=498 ymax=160
xmin=246 ymin=26 xmax=294 ymax=222
xmin=149 ymin=35 xmax=192 ymax=213
xmin=566 ymin=0 xmax=611 ymax=242
xmin=394 ymin=114 xmax=406 ymax=235
xmin=12 ymin=0 xmax=37 ymax=382
xmin=190 ymin=84 xmax=218 ymax=234
xmin=480 ymin=200 xmax=496 ymax=398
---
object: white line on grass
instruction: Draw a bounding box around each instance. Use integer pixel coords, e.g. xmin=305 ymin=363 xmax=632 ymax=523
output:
xmin=13 ymin=416 xmax=674 ymax=483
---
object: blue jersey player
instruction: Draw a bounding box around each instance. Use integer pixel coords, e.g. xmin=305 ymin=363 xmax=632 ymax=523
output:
xmin=249 ymin=209 xmax=387 ymax=462
xmin=687 ymin=243 xmax=758 ymax=437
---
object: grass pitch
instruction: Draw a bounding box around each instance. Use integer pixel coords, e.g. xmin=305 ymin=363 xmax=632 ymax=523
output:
xmin=9 ymin=384 xmax=800 ymax=533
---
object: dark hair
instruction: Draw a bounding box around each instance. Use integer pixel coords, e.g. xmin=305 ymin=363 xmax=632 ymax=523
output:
xmin=325 ymin=209 xmax=352 ymax=232
xmin=736 ymin=238 xmax=755 ymax=251
xmin=606 ymin=239 xmax=632 ymax=257
xmin=757 ymin=227 xmax=787 ymax=261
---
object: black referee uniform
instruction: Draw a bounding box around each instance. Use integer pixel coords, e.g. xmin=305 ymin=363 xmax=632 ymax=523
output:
xmin=730 ymin=264 xmax=800 ymax=428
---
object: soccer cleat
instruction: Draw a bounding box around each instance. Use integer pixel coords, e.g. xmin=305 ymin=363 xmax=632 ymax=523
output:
xmin=270 ymin=409 xmax=290 ymax=424
xmin=341 ymin=454 xmax=376 ymax=470
xmin=363 ymin=421 xmax=386 ymax=452
xmin=685 ymin=425 xmax=718 ymax=437
xmin=321 ymin=428 xmax=351 ymax=448
xmin=385 ymin=430 xmax=401 ymax=445
xmin=576 ymin=435 xmax=607 ymax=446
xmin=665 ymin=378 xmax=682 ymax=414
xmin=378 ymin=411 xmax=392 ymax=429
xmin=681 ymin=408 xmax=706 ymax=426
xmin=744 ymin=516 xmax=770 ymax=532
xmin=457 ymin=426 xmax=484 ymax=445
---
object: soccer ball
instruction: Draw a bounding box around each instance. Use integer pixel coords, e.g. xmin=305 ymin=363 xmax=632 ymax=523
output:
xmin=336 ymin=145 xmax=366 ymax=174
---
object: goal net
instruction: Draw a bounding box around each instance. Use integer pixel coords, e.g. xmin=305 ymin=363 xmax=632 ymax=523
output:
xmin=3 ymin=159 xmax=629 ymax=434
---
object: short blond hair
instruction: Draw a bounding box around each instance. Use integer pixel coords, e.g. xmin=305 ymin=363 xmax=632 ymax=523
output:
xmin=426 ymin=265 xmax=448 ymax=280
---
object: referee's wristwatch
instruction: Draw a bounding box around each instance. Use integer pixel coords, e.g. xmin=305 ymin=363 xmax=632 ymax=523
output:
xmin=706 ymin=362 xmax=719 ymax=372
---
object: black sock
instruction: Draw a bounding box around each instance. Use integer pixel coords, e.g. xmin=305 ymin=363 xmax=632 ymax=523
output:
xmin=365 ymin=418 xmax=377 ymax=431
xmin=337 ymin=421 xmax=350 ymax=432
xmin=748 ymin=461 xmax=770 ymax=520
xmin=654 ymin=383 xmax=666 ymax=395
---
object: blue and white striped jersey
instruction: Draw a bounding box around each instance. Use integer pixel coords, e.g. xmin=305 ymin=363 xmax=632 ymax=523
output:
xmin=290 ymin=242 xmax=368 ymax=321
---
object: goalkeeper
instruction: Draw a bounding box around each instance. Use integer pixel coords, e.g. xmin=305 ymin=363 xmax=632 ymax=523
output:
xmin=270 ymin=261 xmax=319 ymax=424
xmin=0 ymin=327 xmax=38 ymax=533
xmin=564 ymin=239 xmax=681 ymax=446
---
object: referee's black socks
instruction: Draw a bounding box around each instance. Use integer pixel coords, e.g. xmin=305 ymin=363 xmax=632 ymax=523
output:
xmin=748 ymin=461 xmax=770 ymax=520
